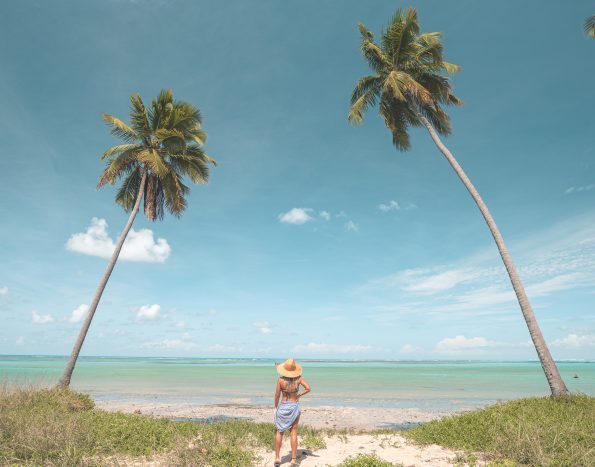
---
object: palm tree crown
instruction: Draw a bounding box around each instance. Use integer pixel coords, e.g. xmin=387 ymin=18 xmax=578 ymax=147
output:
xmin=99 ymin=89 xmax=216 ymax=221
xmin=585 ymin=16 xmax=595 ymax=38
xmin=349 ymin=7 xmax=462 ymax=150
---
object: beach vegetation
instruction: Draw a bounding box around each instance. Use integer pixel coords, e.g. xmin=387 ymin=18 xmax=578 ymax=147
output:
xmin=404 ymin=394 xmax=595 ymax=466
xmin=337 ymin=453 xmax=398 ymax=466
xmin=59 ymin=89 xmax=216 ymax=387
xmin=0 ymin=386 xmax=325 ymax=466
xmin=348 ymin=7 xmax=569 ymax=396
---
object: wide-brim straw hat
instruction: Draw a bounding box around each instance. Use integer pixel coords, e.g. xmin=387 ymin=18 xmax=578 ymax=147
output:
xmin=277 ymin=358 xmax=302 ymax=378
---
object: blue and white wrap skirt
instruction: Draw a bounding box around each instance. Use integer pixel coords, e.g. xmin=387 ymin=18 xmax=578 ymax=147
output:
xmin=275 ymin=401 xmax=301 ymax=432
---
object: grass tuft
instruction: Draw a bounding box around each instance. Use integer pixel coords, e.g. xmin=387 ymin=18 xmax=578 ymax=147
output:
xmin=337 ymin=453 xmax=400 ymax=466
xmin=404 ymin=394 xmax=595 ymax=466
xmin=0 ymin=385 xmax=326 ymax=466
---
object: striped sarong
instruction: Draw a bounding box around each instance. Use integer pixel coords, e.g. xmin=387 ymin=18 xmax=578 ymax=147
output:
xmin=275 ymin=401 xmax=301 ymax=432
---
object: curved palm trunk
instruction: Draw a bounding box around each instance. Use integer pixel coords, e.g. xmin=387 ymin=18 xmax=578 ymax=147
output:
xmin=58 ymin=171 xmax=147 ymax=387
xmin=417 ymin=113 xmax=569 ymax=396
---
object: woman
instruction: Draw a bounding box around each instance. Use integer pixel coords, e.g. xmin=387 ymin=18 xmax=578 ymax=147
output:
xmin=274 ymin=358 xmax=311 ymax=466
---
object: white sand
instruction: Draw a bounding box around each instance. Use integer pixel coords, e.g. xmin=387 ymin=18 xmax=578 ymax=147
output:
xmin=95 ymin=401 xmax=448 ymax=430
xmin=256 ymin=433 xmax=457 ymax=466
xmin=96 ymin=401 xmax=462 ymax=465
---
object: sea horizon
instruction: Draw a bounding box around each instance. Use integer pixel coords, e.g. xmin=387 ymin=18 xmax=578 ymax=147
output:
xmin=3 ymin=355 xmax=593 ymax=413
xmin=2 ymin=354 xmax=593 ymax=363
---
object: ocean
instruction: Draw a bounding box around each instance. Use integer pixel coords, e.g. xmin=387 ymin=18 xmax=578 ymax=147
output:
xmin=1 ymin=356 xmax=593 ymax=412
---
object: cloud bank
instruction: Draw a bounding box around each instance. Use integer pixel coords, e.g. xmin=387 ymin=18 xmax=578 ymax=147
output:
xmin=66 ymin=218 xmax=170 ymax=263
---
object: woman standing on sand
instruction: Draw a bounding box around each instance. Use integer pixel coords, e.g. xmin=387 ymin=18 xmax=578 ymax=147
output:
xmin=274 ymin=358 xmax=311 ymax=466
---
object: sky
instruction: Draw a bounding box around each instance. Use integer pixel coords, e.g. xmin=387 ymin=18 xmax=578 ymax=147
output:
xmin=0 ymin=0 xmax=593 ymax=360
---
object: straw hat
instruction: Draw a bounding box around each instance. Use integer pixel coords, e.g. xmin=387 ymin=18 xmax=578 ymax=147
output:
xmin=276 ymin=358 xmax=302 ymax=378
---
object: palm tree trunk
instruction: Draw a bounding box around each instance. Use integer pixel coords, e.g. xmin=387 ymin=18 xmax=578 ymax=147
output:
xmin=58 ymin=170 xmax=148 ymax=387
xmin=416 ymin=113 xmax=569 ymax=396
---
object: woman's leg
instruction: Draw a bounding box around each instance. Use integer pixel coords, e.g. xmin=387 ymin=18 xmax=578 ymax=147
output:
xmin=274 ymin=430 xmax=283 ymax=463
xmin=290 ymin=416 xmax=301 ymax=462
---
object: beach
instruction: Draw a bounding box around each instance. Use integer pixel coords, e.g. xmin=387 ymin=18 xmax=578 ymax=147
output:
xmin=94 ymin=400 xmax=446 ymax=430
xmin=2 ymin=356 xmax=594 ymax=465
xmin=2 ymin=356 xmax=592 ymax=411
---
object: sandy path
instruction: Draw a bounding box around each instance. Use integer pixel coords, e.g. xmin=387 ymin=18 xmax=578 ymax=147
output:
xmin=256 ymin=433 xmax=456 ymax=466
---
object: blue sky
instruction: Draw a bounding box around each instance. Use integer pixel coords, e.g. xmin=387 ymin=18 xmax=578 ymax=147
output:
xmin=0 ymin=0 xmax=593 ymax=360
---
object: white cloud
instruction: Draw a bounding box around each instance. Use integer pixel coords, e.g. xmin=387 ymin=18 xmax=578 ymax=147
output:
xmin=319 ymin=211 xmax=331 ymax=221
xmin=552 ymin=333 xmax=595 ymax=348
xmin=565 ymin=184 xmax=594 ymax=195
xmin=135 ymin=304 xmax=161 ymax=320
xmin=66 ymin=217 xmax=171 ymax=263
xmin=293 ymin=342 xmax=372 ymax=354
xmin=142 ymin=339 xmax=196 ymax=350
xmin=0 ymin=286 xmax=8 ymax=296
xmin=206 ymin=343 xmax=236 ymax=352
xmin=15 ymin=336 xmax=24 ymax=345
xmin=378 ymin=200 xmax=401 ymax=212
xmin=344 ymin=220 xmax=359 ymax=232
xmin=400 ymin=344 xmax=422 ymax=354
xmin=364 ymin=268 xmax=480 ymax=294
xmin=435 ymin=335 xmax=494 ymax=354
xmin=526 ymin=273 xmax=582 ymax=296
xmin=32 ymin=310 xmax=54 ymax=324
xmin=404 ymin=269 xmax=479 ymax=294
xmin=253 ymin=321 xmax=273 ymax=334
xmin=278 ymin=208 xmax=314 ymax=225
xmin=69 ymin=304 xmax=89 ymax=323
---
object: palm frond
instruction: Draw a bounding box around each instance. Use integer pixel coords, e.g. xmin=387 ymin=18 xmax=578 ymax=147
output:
xmin=115 ymin=167 xmax=143 ymax=212
xmin=102 ymin=114 xmax=139 ymax=143
xmin=129 ymin=93 xmax=152 ymax=140
xmin=585 ymin=16 xmax=595 ymax=38
xmin=349 ymin=77 xmax=382 ymax=125
xmin=381 ymin=7 xmax=420 ymax=65
xmin=101 ymin=144 xmax=141 ymax=160
xmin=149 ymin=89 xmax=174 ymax=131
xmin=441 ymin=62 xmax=462 ymax=74
xmin=358 ymin=23 xmax=390 ymax=73
xmin=380 ymin=97 xmax=411 ymax=151
xmin=137 ymin=149 xmax=169 ymax=178
xmin=161 ymin=168 xmax=188 ymax=217
xmin=186 ymin=145 xmax=217 ymax=166
xmin=169 ymin=153 xmax=210 ymax=184
xmin=97 ymin=148 xmax=140 ymax=188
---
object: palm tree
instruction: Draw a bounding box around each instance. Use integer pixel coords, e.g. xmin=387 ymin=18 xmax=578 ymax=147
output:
xmin=349 ymin=8 xmax=569 ymax=396
xmin=58 ymin=90 xmax=216 ymax=387
xmin=585 ymin=16 xmax=595 ymax=38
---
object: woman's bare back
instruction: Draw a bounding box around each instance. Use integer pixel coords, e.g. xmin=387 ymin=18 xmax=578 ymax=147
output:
xmin=279 ymin=377 xmax=301 ymax=402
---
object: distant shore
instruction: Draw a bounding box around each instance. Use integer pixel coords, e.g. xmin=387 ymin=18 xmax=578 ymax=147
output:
xmin=95 ymin=400 xmax=448 ymax=430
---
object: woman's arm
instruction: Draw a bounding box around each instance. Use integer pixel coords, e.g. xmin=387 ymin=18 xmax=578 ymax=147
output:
xmin=297 ymin=377 xmax=311 ymax=399
xmin=274 ymin=379 xmax=281 ymax=408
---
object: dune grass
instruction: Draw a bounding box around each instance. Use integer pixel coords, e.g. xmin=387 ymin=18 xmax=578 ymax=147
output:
xmin=0 ymin=385 xmax=324 ymax=466
xmin=404 ymin=394 xmax=595 ymax=466
xmin=337 ymin=453 xmax=400 ymax=466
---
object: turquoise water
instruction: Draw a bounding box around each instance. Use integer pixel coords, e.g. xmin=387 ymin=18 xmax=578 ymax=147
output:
xmin=1 ymin=356 xmax=593 ymax=412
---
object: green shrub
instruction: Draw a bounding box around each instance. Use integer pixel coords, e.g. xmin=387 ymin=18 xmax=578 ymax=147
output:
xmin=405 ymin=394 xmax=595 ymax=466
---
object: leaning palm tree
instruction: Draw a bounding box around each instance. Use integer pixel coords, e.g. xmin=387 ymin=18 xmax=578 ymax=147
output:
xmin=349 ymin=8 xmax=569 ymax=396
xmin=59 ymin=90 xmax=216 ymax=387
xmin=585 ymin=16 xmax=595 ymax=38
